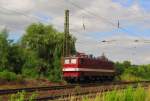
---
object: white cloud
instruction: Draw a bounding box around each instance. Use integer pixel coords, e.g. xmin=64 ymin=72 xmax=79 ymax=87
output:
xmin=0 ymin=0 xmax=35 ymax=12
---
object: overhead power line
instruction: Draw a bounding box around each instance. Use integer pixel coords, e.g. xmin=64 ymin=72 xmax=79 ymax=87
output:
xmin=66 ymin=0 xmax=116 ymax=27
xmin=65 ymin=0 xmax=149 ymax=41
xmin=0 ymin=6 xmax=41 ymax=22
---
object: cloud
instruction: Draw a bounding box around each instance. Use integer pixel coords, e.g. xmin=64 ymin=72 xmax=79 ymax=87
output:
xmin=0 ymin=0 xmax=149 ymax=64
xmin=0 ymin=0 xmax=35 ymax=12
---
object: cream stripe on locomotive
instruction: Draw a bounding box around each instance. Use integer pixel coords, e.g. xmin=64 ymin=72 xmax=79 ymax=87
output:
xmin=63 ymin=68 xmax=115 ymax=73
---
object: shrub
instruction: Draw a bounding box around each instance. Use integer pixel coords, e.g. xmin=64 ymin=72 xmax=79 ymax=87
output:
xmin=16 ymin=74 xmax=24 ymax=82
xmin=120 ymin=73 xmax=142 ymax=82
xmin=0 ymin=70 xmax=17 ymax=81
xmin=22 ymin=68 xmax=38 ymax=79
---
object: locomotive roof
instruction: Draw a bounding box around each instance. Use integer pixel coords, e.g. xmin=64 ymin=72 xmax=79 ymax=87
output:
xmin=64 ymin=55 xmax=113 ymax=63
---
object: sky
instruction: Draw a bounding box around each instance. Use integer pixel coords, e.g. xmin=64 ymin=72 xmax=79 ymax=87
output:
xmin=0 ymin=0 xmax=150 ymax=64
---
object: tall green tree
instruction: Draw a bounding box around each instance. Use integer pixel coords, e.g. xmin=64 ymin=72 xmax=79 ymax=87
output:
xmin=0 ymin=29 xmax=9 ymax=71
xmin=0 ymin=29 xmax=26 ymax=74
xmin=7 ymin=44 xmax=25 ymax=74
xmin=21 ymin=23 xmax=76 ymax=80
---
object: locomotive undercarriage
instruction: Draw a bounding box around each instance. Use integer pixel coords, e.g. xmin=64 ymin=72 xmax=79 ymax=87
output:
xmin=64 ymin=75 xmax=114 ymax=83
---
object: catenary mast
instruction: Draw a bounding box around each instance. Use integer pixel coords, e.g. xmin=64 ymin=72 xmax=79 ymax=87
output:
xmin=63 ymin=10 xmax=70 ymax=57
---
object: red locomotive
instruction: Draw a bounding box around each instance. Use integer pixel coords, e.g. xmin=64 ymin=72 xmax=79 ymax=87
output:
xmin=62 ymin=53 xmax=116 ymax=82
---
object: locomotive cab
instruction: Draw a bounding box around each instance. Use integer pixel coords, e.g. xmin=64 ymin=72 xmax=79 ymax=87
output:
xmin=62 ymin=57 xmax=81 ymax=82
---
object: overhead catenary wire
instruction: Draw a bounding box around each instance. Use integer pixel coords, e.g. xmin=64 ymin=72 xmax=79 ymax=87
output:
xmin=0 ymin=6 xmax=84 ymax=33
xmin=65 ymin=0 xmax=150 ymax=42
xmin=64 ymin=0 xmax=150 ymax=57
xmin=0 ymin=6 xmax=46 ymax=22
xmin=65 ymin=0 xmax=116 ymax=27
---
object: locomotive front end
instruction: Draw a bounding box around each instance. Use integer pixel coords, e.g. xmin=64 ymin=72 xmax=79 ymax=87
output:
xmin=62 ymin=57 xmax=81 ymax=82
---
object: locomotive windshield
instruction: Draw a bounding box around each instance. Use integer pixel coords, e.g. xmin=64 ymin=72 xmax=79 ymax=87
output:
xmin=71 ymin=59 xmax=77 ymax=64
xmin=64 ymin=59 xmax=70 ymax=64
xmin=64 ymin=58 xmax=77 ymax=64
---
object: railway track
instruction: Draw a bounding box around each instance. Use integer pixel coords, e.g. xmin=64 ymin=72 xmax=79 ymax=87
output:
xmin=32 ymin=81 xmax=150 ymax=101
xmin=30 ymin=81 xmax=150 ymax=101
xmin=0 ymin=81 xmax=150 ymax=101
xmin=0 ymin=81 xmax=142 ymax=95
xmin=0 ymin=84 xmax=75 ymax=95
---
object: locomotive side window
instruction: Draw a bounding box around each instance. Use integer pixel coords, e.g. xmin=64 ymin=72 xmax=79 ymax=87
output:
xmin=80 ymin=59 xmax=84 ymax=64
xmin=71 ymin=59 xmax=77 ymax=64
xmin=64 ymin=59 xmax=70 ymax=64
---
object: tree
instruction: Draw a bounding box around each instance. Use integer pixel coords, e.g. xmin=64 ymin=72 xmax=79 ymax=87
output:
xmin=115 ymin=62 xmax=125 ymax=75
xmin=123 ymin=61 xmax=131 ymax=68
xmin=0 ymin=29 xmax=9 ymax=71
xmin=21 ymin=23 xmax=76 ymax=80
xmin=7 ymin=44 xmax=25 ymax=74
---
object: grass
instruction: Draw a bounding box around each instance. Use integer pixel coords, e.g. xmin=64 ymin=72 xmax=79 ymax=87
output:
xmin=8 ymin=91 xmax=37 ymax=101
xmin=82 ymin=85 xmax=150 ymax=101
xmin=6 ymin=85 xmax=150 ymax=101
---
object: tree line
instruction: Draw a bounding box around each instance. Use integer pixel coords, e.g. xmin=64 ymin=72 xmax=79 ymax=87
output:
xmin=115 ymin=61 xmax=150 ymax=81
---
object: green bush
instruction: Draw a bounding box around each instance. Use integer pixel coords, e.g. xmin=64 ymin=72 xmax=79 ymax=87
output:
xmin=0 ymin=70 xmax=17 ymax=81
xmin=22 ymin=68 xmax=38 ymax=79
xmin=120 ymin=73 xmax=143 ymax=82
xmin=16 ymin=74 xmax=24 ymax=82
